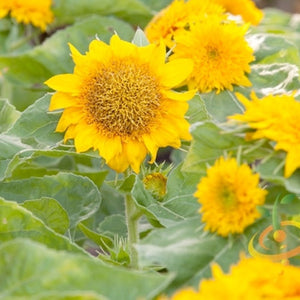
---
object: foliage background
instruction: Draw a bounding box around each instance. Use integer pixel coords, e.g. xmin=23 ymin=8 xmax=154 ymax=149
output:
xmin=0 ymin=0 xmax=300 ymax=299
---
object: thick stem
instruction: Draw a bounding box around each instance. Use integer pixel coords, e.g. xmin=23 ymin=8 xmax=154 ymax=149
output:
xmin=125 ymin=193 xmax=140 ymax=269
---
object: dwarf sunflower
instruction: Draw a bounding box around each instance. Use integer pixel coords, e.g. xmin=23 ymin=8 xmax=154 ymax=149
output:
xmin=169 ymin=256 xmax=300 ymax=299
xmin=230 ymin=92 xmax=300 ymax=177
xmin=144 ymin=0 xmax=224 ymax=46
xmin=194 ymin=157 xmax=266 ymax=237
xmin=0 ymin=0 xmax=54 ymax=31
xmin=171 ymin=16 xmax=254 ymax=93
xmin=212 ymin=0 xmax=263 ymax=25
xmin=45 ymin=35 xmax=194 ymax=173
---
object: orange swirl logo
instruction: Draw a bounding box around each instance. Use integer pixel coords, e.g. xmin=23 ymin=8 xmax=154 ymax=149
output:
xmin=249 ymin=220 xmax=300 ymax=263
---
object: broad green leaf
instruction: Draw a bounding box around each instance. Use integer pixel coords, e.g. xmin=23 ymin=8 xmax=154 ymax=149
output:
xmin=140 ymin=0 xmax=173 ymax=12
xmin=8 ymin=94 xmax=63 ymax=147
xmin=137 ymin=217 xmax=270 ymax=292
xmin=98 ymin=214 xmax=127 ymax=239
xmin=4 ymin=149 xmax=108 ymax=187
xmin=186 ymin=93 xmax=211 ymax=124
xmin=163 ymin=164 xmax=200 ymax=219
xmin=0 ymin=173 xmax=101 ymax=230
xmin=0 ymin=134 xmax=31 ymax=159
xmin=248 ymin=33 xmax=300 ymax=66
xmin=0 ymin=15 xmax=135 ymax=87
xmin=256 ymin=155 xmax=300 ymax=194
xmin=53 ymin=0 xmax=152 ymax=27
xmin=0 ymin=198 xmax=83 ymax=253
xmin=21 ymin=197 xmax=70 ymax=235
xmin=182 ymin=121 xmax=272 ymax=174
xmin=0 ymin=238 xmax=172 ymax=300
xmin=0 ymin=98 xmax=20 ymax=132
xmin=201 ymin=90 xmax=244 ymax=123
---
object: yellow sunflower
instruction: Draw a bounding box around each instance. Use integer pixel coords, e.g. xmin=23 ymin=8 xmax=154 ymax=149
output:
xmin=194 ymin=156 xmax=266 ymax=237
xmin=171 ymin=16 xmax=254 ymax=93
xmin=169 ymin=256 xmax=300 ymax=299
xmin=212 ymin=0 xmax=263 ymax=25
xmin=144 ymin=0 xmax=225 ymax=46
xmin=230 ymin=92 xmax=300 ymax=178
xmin=45 ymin=35 xmax=194 ymax=173
xmin=0 ymin=0 xmax=54 ymax=31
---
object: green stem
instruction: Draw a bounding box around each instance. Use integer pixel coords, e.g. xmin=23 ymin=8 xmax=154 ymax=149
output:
xmin=125 ymin=193 xmax=140 ymax=269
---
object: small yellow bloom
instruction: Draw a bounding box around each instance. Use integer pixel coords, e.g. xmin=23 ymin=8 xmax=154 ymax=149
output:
xmin=171 ymin=16 xmax=254 ymax=93
xmin=0 ymin=0 xmax=54 ymax=31
xmin=144 ymin=0 xmax=225 ymax=46
xmin=143 ymin=172 xmax=167 ymax=200
xmin=194 ymin=157 xmax=266 ymax=237
xmin=169 ymin=256 xmax=300 ymax=299
xmin=45 ymin=35 xmax=194 ymax=173
xmin=212 ymin=0 xmax=264 ymax=25
xmin=230 ymin=92 xmax=300 ymax=177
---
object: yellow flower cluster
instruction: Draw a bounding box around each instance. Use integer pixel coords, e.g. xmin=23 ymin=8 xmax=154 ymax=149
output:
xmin=230 ymin=92 xmax=300 ymax=177
xmin=0 ymin=0 xmax=54 ymax=31
xmin=170 ymin=256 xmax=300 ymax=299
xmin=45 ymin=35 xmax=194 ymax=173
xmin=145 ymin=0 xmax=261 ymax=93
xmin=194 ymin=157 xmax=266 ymax=236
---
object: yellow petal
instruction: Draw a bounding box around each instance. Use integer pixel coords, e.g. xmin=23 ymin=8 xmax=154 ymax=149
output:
xmin=73 ymin=123 xmax=98 ymax=152
xmin=142 ymin=134 xmax=158 ymax=163
xmin=88 ymin=39 xmax=111 ymax=62
xmin=49 ymin=92 xmax=80 ymax=111
xmin=107 ymin=152 xmax=129 ymax=173
xmin=124 ymin=140 xmax=147 ymax=173
xmin=110 ymin=34 xmax=137 ymax=58
xmin=45 ymin=74 xmax=81 ymax=93
xmin=160 ymin=58 xmax=193 ymax=88
xmin=68 ymin=43 xmax=85 ymax=66
xmin=56 ymin=107 xmax=84 ymax=132
xmin=162 ymin=89 xmax=196 ymax=101
xmin=96 ymin=135 xmax=122 ymax=163
xmin=284 ymin=148 xmax=300 ymax=178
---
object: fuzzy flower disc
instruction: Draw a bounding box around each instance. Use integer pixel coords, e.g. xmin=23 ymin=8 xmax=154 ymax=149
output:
xmin=194 ymin=157 xmax=266 ymax=237
xmin=45 ymin=35 xmax=194 ymax=173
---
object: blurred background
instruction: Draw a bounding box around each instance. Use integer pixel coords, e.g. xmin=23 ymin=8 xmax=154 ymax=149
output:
xmin=256 ymin=0 xmax=300 ymax=13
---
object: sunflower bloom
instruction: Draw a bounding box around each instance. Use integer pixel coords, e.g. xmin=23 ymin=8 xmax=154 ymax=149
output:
xmin=171 ymin=16 xmax=254 ymax=93
xmin=144 ymin=0 xmax=225 ymax=46
xmin=230 ymin=92 xmax=300 ymax=177
xmin=45 ymin=35 xmax=194 ymax=173
xmin=212 ymin=0 xmax=263 ymax=25
xmin=194 ymin=157 xmax=266 ymax=237
xmin=0 ymin=0 xmax=54 ymax=31
xmin=169 ymin=256 xmax=300 ymax=299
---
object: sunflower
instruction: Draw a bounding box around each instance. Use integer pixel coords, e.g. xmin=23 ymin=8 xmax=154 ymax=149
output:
xmin=212 ymin=0 xmax=263 ymax=25
xmin=0 ymin=0 xmax=54 ymax=31
xmin=144 ymin=0 xmax=225 ymax=46
xmin=169 ymin=256 xmax=300 ymax=299
xmin=230 ymin=92 xmax=300 ymax=177
xmin=194 ymin=157 xmax=266 ymax=237
xmin=45 ymin=35 xmax=194 ymax=173
xmin=171 ymin=16 xmax=254 ymax=93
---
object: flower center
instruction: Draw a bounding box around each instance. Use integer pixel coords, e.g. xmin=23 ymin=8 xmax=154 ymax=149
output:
xmin=220 ymin=188 xmax=237 ymax=210
xmin=83 ymin=59 xmax=162 ymax=137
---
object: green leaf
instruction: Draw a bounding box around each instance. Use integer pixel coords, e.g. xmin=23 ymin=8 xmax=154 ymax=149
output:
xmin=0 ymin=198 xmax=83 ymax=253
xmin=53 ymin=0 xmax=152 ymax=27
xmin=0 ymin=16 xmax=135 ymax=87
xmin=0 ymin=134 xmax=31 ymax=159
xmin=139 ymin=0 xmax=173 ymax=11
xmin=0 ymin=238 xmax=172 ymax=300
xmin=186 ymin=93 xmax=211 ymax=124
xmin=248 ymin=33 xmax=300 ymax=66
xmin=98 ymin=214 xmax=127 ymax=239
xmin=182 ymin=121 xmax=271 ymax=174
xmin=21 ymin=197 xmax=70 ymax=235
xmin=8 ymin=94 xmax=63 ymax=147
xmin=4 ymin=149 xmax=108 ymax=187
xmin=137 ymin=217 xmax=270 ymax=291
xmin=0 ymin=173 xmax=101 ymax=230
xmin=131 ymin=28 xmax=149 ymax=46
xmin=0 ymin=98 xmax=20 ymax=133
